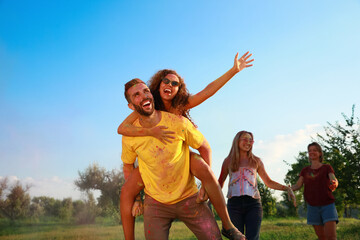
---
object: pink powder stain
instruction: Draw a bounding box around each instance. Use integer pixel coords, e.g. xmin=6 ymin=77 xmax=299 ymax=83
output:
xmin=151 ymin=145 xmax=166 ymax=159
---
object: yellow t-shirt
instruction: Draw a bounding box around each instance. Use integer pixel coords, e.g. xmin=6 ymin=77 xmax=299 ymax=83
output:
xmin=121 ymin=111 xmax=204 ymax=204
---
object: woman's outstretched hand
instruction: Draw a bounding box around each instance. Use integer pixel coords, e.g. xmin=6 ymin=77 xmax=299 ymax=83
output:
xmin=233 ymin=51 xmax=254 ymax=73
xmin=287 ymin=186 xmax=297 ymax=207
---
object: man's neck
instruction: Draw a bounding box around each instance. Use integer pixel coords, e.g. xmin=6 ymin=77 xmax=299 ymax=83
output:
xmin=138 ymin=110 xmax=161 ymax=128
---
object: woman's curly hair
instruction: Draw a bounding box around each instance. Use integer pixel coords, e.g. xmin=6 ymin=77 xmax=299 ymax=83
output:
xmin=148 ymin=69 xmax=194 ymax=122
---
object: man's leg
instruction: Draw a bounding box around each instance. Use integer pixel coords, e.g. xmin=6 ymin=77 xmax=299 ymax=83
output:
xmin=120 ymin=168 xmax=144 ymax=240
xmin=177 ymin=193 xmax=222 ymax=240
xmin=143 ymin=194 xmax=175 ymax=240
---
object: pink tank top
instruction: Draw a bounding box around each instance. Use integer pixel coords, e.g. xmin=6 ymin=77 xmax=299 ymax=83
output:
xmin=227 ymin=167 xmax=260 ymax=199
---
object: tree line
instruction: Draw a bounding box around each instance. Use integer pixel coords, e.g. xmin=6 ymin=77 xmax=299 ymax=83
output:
xmin=1 ymin=106 xmax=358 ymax=222
xmin=0 ymin=178 xmax=102 ymax=224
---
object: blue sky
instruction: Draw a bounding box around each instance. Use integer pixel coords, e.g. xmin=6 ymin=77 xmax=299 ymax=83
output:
xmin=1 ymin=0 xmax=359 ymax=200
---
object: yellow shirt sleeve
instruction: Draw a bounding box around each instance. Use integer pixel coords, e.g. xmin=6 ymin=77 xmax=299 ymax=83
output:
xmin=121 ymin=136 xmax=137 ymax=165
xmin=183 ymin=117 xmax=204 ymax=149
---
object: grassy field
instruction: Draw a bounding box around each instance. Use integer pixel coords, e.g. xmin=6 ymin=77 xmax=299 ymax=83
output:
xmin=0 ymin=217 xmax=359 ymax=239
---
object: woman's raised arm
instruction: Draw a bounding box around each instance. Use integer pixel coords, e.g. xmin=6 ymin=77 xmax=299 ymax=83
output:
xmin=186 ymin=51 xmax=254 ymax=109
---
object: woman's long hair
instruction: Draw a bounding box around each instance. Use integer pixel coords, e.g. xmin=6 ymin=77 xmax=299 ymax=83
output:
xmin=227 ymin=131 xmax=260 ymax=172
xmin=148 ymin=69 xmax=193 ymax=121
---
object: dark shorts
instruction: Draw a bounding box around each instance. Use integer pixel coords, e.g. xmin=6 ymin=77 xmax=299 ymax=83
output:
xmin=307 ymin=203 xmax=339 ymax=225
xmin=143 ymin=193 xmax=222 ymax=240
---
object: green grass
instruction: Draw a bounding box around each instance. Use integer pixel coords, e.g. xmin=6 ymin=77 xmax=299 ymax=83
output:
xmin=260 ymin=218 xmax=360 ymax=240
xmin=0 ymin=217 xmax=359 ymax=239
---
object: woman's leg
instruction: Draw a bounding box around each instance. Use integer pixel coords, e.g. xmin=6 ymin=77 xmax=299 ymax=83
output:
xmin=243 ymin=198 xmax=262 ymax=240
xmin=324 ymin=221 xmax=337 ymax=240
xmin=310 ymin=203 xmax=338 ymax=240
xmin=120 ymin=167 xmax=144 ymax=240
xmin=189 ymin=152 xmax=234 ymax=231
xmin=321 ymin=203 xmax=338 ymax=240
xmin=313 ymin=225 xmax=326 ymax=240
xmin=227 ymin=198 xmax=245 ymax=234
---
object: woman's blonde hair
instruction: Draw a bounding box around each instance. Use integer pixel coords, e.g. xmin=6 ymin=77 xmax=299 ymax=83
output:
xmin=227 ymin=131 xmax=260 ymax=172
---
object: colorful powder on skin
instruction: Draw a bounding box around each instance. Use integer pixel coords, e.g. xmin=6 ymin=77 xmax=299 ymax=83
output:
xmin=329 ymin=174 xmax=336 ymax=181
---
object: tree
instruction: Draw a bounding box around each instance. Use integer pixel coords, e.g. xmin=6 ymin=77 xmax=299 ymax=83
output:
xmin=32 ymin=196 xmax=62 ymax=217
xmin=59 ymin=198 xmax=73 ymax=221
xmin=316 ymin=105 xmax=360 ymax=216
xmin=74 ymin=163 xmax=125 ymax=214
xmin=73 ymin=192 xmax=100 ymax=224
xmin=0 ymin=178 xmax=31 ymax=220
xmin=258 ymin=178 xmax=277 ymax=217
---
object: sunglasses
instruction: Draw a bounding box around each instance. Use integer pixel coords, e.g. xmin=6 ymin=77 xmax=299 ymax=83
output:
xmin=240 ymin=138 xmax=254 ymax=144
xmin=162 ymin=78 xmax=180 ymax=87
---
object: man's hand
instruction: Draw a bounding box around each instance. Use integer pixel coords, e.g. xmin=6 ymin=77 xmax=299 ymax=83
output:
xmin=131 ymin=200 xmax=144 ymax=217
xmin=196 ymin=186 xmax=209 ymax=203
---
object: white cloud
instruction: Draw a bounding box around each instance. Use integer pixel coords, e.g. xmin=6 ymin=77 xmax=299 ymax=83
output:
xmin=253 ymin=124 xmax=324 ymax=200
xmin=256 ymin=124 xmax=323 ymax=166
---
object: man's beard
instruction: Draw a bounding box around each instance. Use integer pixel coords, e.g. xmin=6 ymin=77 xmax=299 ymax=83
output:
xmin=133 ymin=98 xmax=154 ymax=116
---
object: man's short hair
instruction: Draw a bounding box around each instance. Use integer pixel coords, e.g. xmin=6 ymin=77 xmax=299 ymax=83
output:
xmin=124 ymin=78 xmax=146 ymax=103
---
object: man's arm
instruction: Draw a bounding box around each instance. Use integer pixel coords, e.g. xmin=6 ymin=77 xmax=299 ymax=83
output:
xmin=123 ymin=163 xmax=135 ymax=181
xmin=121 ymin=135 xmax=139 ymax=181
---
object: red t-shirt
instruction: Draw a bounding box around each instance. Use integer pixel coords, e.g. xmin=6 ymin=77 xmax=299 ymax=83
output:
xmin=300 ymin=164 xmax=335 ymax=206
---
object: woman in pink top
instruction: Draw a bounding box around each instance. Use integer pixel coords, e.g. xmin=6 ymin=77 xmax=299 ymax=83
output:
xmin=218 ymin=131 xmax=296 ymax=240
xmin=291 ymin=142 xmax=339 ymax=240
